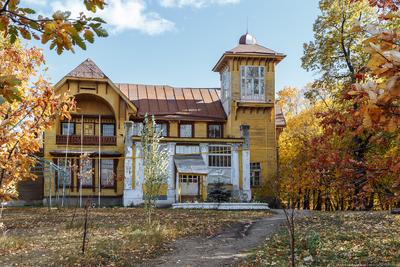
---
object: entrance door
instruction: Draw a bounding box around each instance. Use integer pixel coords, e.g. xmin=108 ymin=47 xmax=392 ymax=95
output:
xmin=179 ymin=174 xmax=201 ymax=201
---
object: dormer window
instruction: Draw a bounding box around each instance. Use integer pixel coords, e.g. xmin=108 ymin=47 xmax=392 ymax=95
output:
xmin=240 ymin=66 xmax=265 ymax=101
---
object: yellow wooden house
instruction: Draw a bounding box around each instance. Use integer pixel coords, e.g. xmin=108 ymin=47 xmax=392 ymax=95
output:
xmin=42 ymin=33 xmax=285 ymax=206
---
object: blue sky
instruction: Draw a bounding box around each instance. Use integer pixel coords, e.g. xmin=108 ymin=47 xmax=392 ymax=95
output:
xmin=26 ymin=0 xmax=320 ymax=92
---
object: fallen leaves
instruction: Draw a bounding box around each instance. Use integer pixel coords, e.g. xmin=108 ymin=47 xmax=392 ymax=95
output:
xmin=0 ymin=207 xmax=269 ymax=266
xmin=244 ymin=211 xmax=400 ymax=266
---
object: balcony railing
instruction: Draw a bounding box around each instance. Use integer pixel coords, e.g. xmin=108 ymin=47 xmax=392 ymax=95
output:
xmin=56 ymin=135 xmax=116 ymax=146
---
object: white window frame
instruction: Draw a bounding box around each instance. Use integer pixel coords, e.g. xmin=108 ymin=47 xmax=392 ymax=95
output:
xmin=58 ymin=158 xmax=72 ymax=188
xmin=240 ymin=66 xmax=265 ymax=101
xmin=79 ymin=158 xmax=93 ymax=186
xmin=179 ymin=123 xmax=193 ymax=138
xmin=132 ymin=121 xmax=143 ymax=136
xmin=155 ymin=122 xmax=168 ymax=137
xmin=61 ymin=122 xmax=74 ymax=136
xmin=208 ymin=145 xmax=232 ymax=168
xmin=221 ymin=67 xmax=230 ymax=100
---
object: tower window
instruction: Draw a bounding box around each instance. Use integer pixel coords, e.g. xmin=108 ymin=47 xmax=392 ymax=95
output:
xmin=221 ymin=67 xmax=230 ymax=99
xmin=240 ymin=66 xmax=265 ymax=101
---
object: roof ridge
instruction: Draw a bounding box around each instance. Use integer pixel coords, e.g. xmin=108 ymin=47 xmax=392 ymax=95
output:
xmin=114 ymin=82 xmax=219 ymax=90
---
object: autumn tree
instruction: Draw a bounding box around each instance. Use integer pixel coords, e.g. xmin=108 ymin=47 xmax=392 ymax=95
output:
xmin=0 ymin=36 xmax=75 ymax=200
xmin=0 ymin=0 xmax=108 ymax=201
xmin=302 ymin=0 xmax=377 ymax=100
xmin=278 ymin=87 xmax=325 ymax=209
xmin=141 ymin=115 xmax=169 ymax=225
xmin=0 ymin=0 xmax=108 ymax=103
xmin=292 ymin=0 xmax=399 ymax=210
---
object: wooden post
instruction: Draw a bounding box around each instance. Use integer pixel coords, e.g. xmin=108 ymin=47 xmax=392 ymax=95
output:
xmin=98 ymin=115 xmax=101 ymax=207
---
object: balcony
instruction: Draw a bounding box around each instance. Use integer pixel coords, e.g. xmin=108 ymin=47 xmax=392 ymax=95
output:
xmin=56 ymin=135 xmax=117 ymax=146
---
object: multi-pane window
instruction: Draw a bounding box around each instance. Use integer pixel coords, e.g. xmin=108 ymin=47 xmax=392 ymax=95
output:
xmin=221 ymin=67 xmax=230 ymax=99
xmin=250 ymin=162 xmax=261 ymax=187
xmin=240 ymin=66 xmax=265 ymax=101
xmin=61 ymin=122 xmax=75 ymax=136
xmin=132 ymin=121 xmax=143 ymax=136
xmin=79 ymin=159 xmax=93 ymax=186
xmin=208 ymin=145 xmax=231 ymax=167
xmin=102 ymin=124 xmax=115 ymax=136
xmin=83 ymin=123 xmax=95 ymax=136
xmin=155 ymin=122 xmax=168 ymax=137
xmin=58 ymin=158 xmax=72 ymax=187
xmin=101 ymin=159 xmax=115 ymax=187
xmin=180 ymin=174 xmax=199 ymax=184
xmin=179 ymin=123 xmax=193 ymax=138
xmin=208 ymin=124 xmax=222 ymax=138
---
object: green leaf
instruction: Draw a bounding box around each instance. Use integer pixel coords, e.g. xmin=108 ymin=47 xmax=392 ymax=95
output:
xmin=92 ymin=17 xmax=106 ymax=24
xmin=20 ymin=8 xmax=36 ymax=14
xmin=9 ymin=26 xmax=18 ymax=43
xmin=73 ymin=35 xmax=86 ymax=50
xmin=89 ymin=22 xmax=101 ymax=29
xmin=92 ymin=27 xmax=108 ymax=37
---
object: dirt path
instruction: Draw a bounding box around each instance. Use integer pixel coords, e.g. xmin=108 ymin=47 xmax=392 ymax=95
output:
xmin=139 ymin=210 xmax=289 ymax=267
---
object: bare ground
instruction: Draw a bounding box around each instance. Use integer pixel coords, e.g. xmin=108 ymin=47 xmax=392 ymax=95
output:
xmin=139 ymin=210 xmax=289 ymax=267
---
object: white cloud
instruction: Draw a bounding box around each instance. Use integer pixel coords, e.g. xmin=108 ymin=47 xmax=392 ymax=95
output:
xmin=159 ymin=0 xmax=240 ymax=8
xmin=50 ymin=0 xmax=175 ymax=35
xmin=22 ymin=0 xmax=48 ymax=6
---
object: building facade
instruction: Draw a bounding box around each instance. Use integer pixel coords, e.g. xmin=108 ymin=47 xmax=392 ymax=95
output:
xmin=42 ymin=33 xmax=285 ymax=206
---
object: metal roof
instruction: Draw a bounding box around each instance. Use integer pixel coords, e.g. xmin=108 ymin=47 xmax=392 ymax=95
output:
xmin=174 ymin=155 xmax=208 ymax=174
xmin=227 ymin=44 xmax=278 ymax=55
xmin=117 ymin=83 xmax=227 ymax=121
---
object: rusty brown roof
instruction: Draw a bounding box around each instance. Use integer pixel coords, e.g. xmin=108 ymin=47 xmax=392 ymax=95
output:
xmin=116 ymin=84 xmax=227 ymax=121
xmin=227 ymin=44 xmax=278 ymax=55
xmin=67 ymin=58 xmax=107 ymax=79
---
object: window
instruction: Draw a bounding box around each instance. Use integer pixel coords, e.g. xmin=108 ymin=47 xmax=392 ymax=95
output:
xmin=79 ymin=159 xmax=93 ymax=186
xmin=101 ymin=159 xmax=115 ymax=187
xmin=208 ymin=124 xmax=222 ymax=138
xmin=132 ymin=121 xmax=143 ymax=136
xmin=83 ymin=123 xmax=95 ymax=136
xmin=58 ymin=158 xmax=72 ymax=187
xmin=102 ymin=124 xmax=115 ymax=136
xmin=155 ymin=122 xmax=168 ymax=137
xmin=179 ymin=123 xmax=193 ymax=138
xmin=61 ymin=122 xmax=74 ymax=136
xmin=221 ymin=67 xmax=230 ymax=99
xmin=208 ymin=145 xmax=231 ymax=167
xmin=240 ymin=66 xmax=265 ymax=101
xmin=250 ymin=162 xmax=261 ymax=187
xmin=180 ymin=174 xmax=199 ymax=184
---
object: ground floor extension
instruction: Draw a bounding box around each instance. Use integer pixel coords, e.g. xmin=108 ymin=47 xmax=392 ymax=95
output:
xmin=123 ymin=122 xmax=252 ymax=206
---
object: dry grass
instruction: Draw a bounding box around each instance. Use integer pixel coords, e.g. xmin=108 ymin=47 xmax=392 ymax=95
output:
xmin=0 ymin=207 xmax=269 ymax=266
xmin=244 ymin=211 xmax=400 ymax=266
